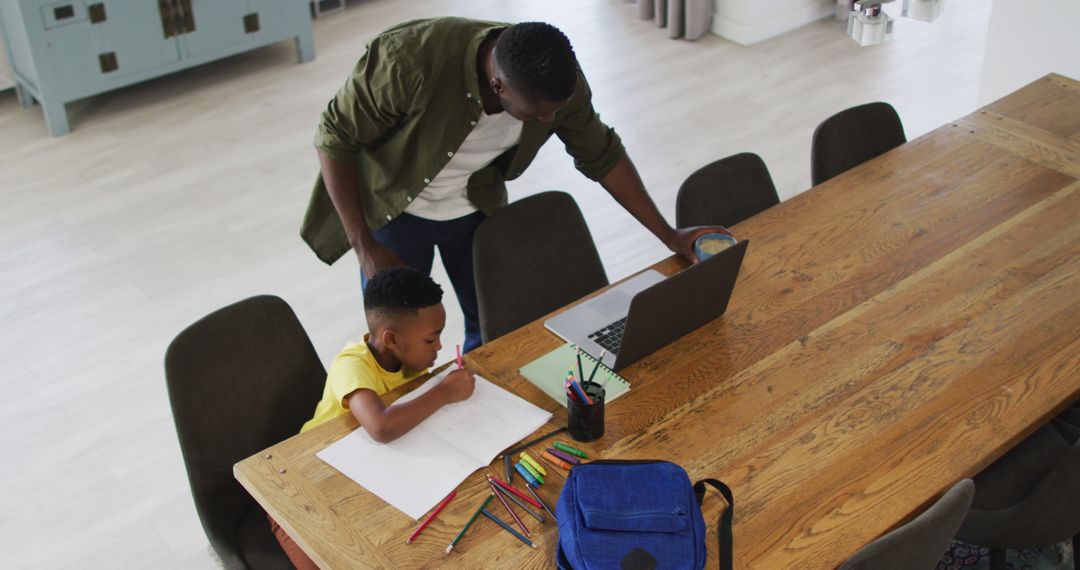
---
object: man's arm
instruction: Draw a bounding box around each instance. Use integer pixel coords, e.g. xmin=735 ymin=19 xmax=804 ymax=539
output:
xmin=318 ymin=150 xmax=405 ymax=278
xmin=346 ymin=368 xmax=476 ymax=443
xmin=600 ymin=153 xmax=731 ymax=263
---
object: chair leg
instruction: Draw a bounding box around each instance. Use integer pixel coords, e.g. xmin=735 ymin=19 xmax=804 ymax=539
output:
xmin=989 ymin=547 xmax=1007 ymax=570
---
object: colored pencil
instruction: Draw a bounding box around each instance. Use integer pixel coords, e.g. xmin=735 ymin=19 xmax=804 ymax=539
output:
xmin=569 ymin=379 xmax=592 ymax=405
xmin=491 ymin=482 xmax=544 ymax=522
xmin=407 ymin=490 xmax=456 ymax=544
xmin=525 ymin=483 xmax=557 ymax=522
xmin=520 ymin=451 xmax=547 ymax=477
xmin=456 ymin=345 xmax=463 ymax=369
xmin=547 ymin=448 xmax=581 ymax=465
xmin=540 ymin=449 xmax=573 ymax=471
xmin=575 ymin=345 xmax=584 ymax=384
xmin=515 ymin=462 xmax=540 ymax=487
xmin=587 ymin=349 xmax=606 ymax=383
xmin=545 ymin=448 xmax=576 ymax=465
xmin=487 ymin=474 xmax=543 ymax=509
xmin=446 ymin=494 xmax=493 ymax=554
xmin=481 ymin=509 xmax=536 ymax=548
xmin=489 ymin=482 xmax=530 ymax=537
xmin=498 ymin=427 xmax=567 ymax=458
xmin=554 ymin=441 xmax=588 ymax=458
xmin=519 ymin=460 xmax=545 ymax=485
xmin=504 ymin=454 xmax=514 ymax=484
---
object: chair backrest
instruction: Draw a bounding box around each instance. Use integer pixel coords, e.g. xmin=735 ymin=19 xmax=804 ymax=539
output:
xmin=811 ymin=102 xmax=907 ymax=186
xmin=472 ymin=191 xmax=608 ymax=342
xmin=960 ymin=429 xmax=1080 ymax=549
xmin=840 ymin=479 xmax=975 ymax=570
xmin=164 ymin=295 xmax=326 ymax=568
xmin=675 ymin=152 xmax=780 ymax=229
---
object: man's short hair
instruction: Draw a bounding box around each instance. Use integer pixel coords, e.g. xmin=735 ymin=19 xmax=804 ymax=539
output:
xmin=363 ymin=267 xmax=443 ymax=322
xmin=495 ymin=22 xmax=578 ymax=102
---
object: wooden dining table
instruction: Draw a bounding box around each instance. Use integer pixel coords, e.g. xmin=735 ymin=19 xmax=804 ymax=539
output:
xmin=235 ymin=73 xmax=1080 ymax=569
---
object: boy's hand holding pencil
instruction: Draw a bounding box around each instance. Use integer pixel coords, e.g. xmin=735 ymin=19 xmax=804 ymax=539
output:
xmin=439 ymin=368 xmax=475 ymax=403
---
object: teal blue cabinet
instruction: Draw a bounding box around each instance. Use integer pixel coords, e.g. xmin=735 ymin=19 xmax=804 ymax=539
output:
xmin=0 ymin=0 xmax=314 ymax=136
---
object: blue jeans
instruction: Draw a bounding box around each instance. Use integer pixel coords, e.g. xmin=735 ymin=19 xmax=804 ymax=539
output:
xmin=360 ymin=211 xmax=485 ymax=353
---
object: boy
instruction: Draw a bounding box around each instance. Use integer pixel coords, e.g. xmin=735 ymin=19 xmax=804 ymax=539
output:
xmin=270 ymin=267 xmax=475 ymax=568
xmin=300 ymin=266 xmax=476 ymax=441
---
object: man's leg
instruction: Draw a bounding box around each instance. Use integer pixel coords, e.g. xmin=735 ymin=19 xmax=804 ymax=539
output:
xmin=360 ymin=213 xmax=437 ymax=290
xmin=436 ymin=211 xmax=485 ymax=352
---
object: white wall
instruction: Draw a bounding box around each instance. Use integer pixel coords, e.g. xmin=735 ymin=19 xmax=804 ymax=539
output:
xmin=978 ymin=0 xmax=1080 ymax=105
xmin=711 ymin=0 xmax=834 ymax=45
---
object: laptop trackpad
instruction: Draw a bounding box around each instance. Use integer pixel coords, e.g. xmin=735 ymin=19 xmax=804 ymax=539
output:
xmin=588 ymin=290 xmax=631 ymax=319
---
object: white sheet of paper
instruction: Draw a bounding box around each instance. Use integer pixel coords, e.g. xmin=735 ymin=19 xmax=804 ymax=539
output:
xmin=316 ymin=371 xmax=552 ymax=520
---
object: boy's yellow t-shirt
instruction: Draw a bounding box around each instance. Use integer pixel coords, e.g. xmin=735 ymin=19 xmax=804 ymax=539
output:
xmin=300 ymin=336 xmax=426 ymax=433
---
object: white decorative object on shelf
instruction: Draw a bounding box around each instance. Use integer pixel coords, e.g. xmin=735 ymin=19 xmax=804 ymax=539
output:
xmin=848 ymin=2 xmax=894 ymax=45
xmin=903 ymin=0 xmax=945 ymax=22
xmin=845 ymin=0 xmax=942 ymax=45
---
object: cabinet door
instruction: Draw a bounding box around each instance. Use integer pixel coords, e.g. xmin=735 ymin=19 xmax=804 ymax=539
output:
xmin=34 ymin=0 xmax=180 ymax=99
xmin=93 ymin=0 xmax=182 ymax=77
xmin=177 ymin=0 xmax=253 ymax=60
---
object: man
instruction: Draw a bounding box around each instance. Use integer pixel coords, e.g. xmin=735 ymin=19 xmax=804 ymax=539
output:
xmin=302 ymin=17 xmax=727 ymax=352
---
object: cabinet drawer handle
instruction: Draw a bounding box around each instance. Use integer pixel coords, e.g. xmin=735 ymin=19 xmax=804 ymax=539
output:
xmin=88 ymin=3 xmax=106 ymax=23
xmin=53 ymin=5 xmax=75 ymax=20
xmin=99 ymin=52 xmax=118 ymax=73
xmin=243 ymin=13 xmax=260 ymax=33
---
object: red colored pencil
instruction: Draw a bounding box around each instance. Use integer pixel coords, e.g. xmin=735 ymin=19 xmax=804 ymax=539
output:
xmin=488 ymin=479 xmax=530 ymax=537
xmin=407 ymin=491 xmax=456 ymax=544
xmin=487 ymin=474 xmax=543 ymax=510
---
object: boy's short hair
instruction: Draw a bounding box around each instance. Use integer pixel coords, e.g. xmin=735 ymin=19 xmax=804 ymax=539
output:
xmin=495 ymin=22 xmax=578 ymax=102
xmin=364 ymin=267 xmax=443 ymax=322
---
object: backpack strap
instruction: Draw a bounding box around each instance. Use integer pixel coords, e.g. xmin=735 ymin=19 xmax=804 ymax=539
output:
xmin=693 ymin=479 xmax=734 ymax=570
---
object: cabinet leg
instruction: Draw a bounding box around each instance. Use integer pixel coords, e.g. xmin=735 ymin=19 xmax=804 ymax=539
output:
xmin=41 ymin=98 xmax=71 ymax=137
xmin=15 ymin=83 xmax=36 ymax=108
xmin=295 ymin=31 xmax=315 ymax=63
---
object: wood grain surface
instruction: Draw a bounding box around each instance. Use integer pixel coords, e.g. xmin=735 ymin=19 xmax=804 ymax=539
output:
xmin=235 ymin=74 xmax=1080 ymax=569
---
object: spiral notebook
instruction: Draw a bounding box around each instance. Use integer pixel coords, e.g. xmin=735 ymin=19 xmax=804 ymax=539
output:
xmin=519 ymin=343 xmax=631 ymax=406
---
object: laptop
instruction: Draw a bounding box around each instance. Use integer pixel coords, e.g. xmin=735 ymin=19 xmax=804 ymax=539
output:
xmin=545 ymin=239 xmax=749 ymax=371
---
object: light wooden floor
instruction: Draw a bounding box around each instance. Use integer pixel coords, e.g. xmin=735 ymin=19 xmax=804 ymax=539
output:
xmin=0 ymin=0 xmax=990 ymax=567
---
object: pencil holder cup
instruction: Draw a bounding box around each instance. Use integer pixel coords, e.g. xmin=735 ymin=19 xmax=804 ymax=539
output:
xmin=567 ymin=381 xmax=605 ymax=442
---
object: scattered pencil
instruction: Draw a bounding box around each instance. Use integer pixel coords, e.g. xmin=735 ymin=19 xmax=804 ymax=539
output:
xmin=481 ymin=509 xmax=536 ymax=548
xmin=491 ymin=483 xmax=544 ymax=522
xmin=525 ymin=483 xmax=557 ymax=522
xmin=446 ymin=494 xmax=492 ymax=554
xmin=407 ymin=490 xmax=455 ymax=544
xmin=488 ymin=474 xmax=543 ymax=510
xmin=490 ymin=485 xmax=531 ymax=537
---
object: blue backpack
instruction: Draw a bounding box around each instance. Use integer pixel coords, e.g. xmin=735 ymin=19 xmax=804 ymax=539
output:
xmin=556 ymin=460 xmax=733 ymax=570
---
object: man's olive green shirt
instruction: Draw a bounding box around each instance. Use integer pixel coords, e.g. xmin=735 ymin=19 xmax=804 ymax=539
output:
xmin=301 ymin=17 xmax=625 ymax=265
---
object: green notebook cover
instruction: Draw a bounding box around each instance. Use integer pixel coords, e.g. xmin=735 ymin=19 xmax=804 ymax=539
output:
xmin=518 ymin=343 xmax=631 ymax=407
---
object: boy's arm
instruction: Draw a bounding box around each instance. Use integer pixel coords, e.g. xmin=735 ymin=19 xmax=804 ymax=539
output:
xmin=346 ymin=369 xmax=475 ymax=443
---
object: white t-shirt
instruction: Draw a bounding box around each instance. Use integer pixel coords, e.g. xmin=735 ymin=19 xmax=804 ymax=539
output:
xmin=404 ymin=110 xmax=523 ymax=221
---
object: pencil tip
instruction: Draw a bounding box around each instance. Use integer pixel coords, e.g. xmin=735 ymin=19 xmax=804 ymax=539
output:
xmin=406 ymin=539 xmax=413 ymax=544
xmin=445 ymin=546 xmax=453 ymax=554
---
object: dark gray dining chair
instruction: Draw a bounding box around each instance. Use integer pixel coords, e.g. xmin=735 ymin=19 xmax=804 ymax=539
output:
xmin=675 ymin=152 xmax=780 ymax=229
xmin=811 ymin=102 xmax=907 ymax=186
xmin=165 ymin=295 xmax=325 ymax=569
xmin=472 ymin=191 xmax=609 ymax=343
xmin=839 ymin=479 xmax=974 ymax=570
xmin=956 ymin=419 xmax=1080 ymax=570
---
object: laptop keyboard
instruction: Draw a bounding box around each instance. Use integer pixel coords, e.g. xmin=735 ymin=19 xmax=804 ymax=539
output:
xmin=587 ymin=316 xmax=627 ymax=354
